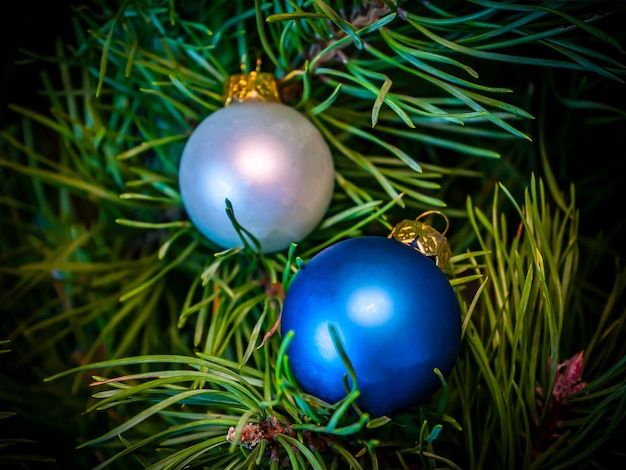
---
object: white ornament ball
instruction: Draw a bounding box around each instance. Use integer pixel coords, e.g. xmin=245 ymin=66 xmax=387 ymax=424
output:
xmin=179 ymin=101 xmax=335 ymax=253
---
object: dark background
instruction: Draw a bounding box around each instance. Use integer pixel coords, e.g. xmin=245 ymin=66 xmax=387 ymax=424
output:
xmin=1 ymin=1 xmax=79 ymax=128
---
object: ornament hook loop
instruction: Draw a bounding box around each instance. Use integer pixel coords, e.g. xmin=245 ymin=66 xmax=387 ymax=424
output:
xmin=388 ymin=211 xmax=452 ymax=270
xmin=416 ymin=210 xmax=450 ymax=237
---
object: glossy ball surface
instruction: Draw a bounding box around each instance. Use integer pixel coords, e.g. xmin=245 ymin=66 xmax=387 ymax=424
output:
xmin=178 ymin=101 xmax=334 ymax=253
xmin=281 ymin=237 xmax=461 ymax=417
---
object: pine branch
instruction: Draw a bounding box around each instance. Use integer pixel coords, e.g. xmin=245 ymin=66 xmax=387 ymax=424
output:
xmin=2 ymin=1 xmax=625 ymax=468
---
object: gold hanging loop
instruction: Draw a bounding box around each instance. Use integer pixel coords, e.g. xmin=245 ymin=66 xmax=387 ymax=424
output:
xmin=388 ymin=211 xmax=452 ymax=270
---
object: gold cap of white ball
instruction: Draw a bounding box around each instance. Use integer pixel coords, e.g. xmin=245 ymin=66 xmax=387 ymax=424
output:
xmin=224 ymin=71 xmax=281 ymax=106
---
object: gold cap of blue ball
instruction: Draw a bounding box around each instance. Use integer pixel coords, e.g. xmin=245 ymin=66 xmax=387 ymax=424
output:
xmin=388 ymin=210 xmax=452 ymax=270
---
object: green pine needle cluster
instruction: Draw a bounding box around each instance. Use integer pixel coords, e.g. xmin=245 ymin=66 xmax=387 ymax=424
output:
xmin=2 ymin=1 xmax=626 ymax=469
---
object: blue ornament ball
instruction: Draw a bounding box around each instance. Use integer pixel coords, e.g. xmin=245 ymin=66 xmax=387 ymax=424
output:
xmin=281 ymin=236 xmax=462 ymax=417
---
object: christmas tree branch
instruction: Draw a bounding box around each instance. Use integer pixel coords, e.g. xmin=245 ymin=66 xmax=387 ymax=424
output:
xmin=2 ymin=1 xmax=626 ymax=468
xmin=450 ymin=174 xmax=626 ymax=468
